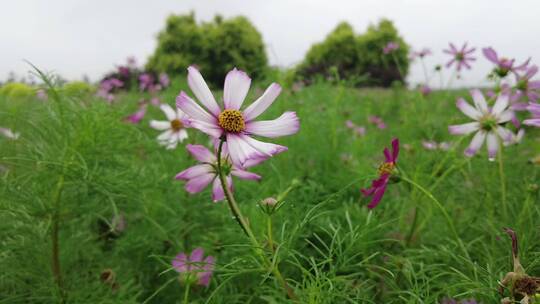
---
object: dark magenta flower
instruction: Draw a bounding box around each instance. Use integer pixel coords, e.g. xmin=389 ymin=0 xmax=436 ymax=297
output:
xmin=444 ymin=42 xmax=476 ymax=71
xmin=361 ymin=138 xmax=399 ymax=209
xmin=172 ymin=248 xmax=215 ymax=287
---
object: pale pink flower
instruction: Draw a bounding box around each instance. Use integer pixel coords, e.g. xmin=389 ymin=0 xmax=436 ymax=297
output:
xmin=448 ymin=90 xmax=514 ymax=160
xmin=444 ymin=42 xmax=476 ymax=71
xmin=368 ymin=115 xmax=386 ymax=129
xmin=149 ymin=104 xmax=190 ymax=149
xmin=483 ymin=47 xmax=529 ymax=77
xmin=524 ymin=102 xmax=540 ymax=127
xmin=175 ymin=144 xmax=261 ymax=201
xmin=176 ymin=67 xmax=300 ymax=167
xmin=172 ymin=248 xmax=215 ymax=287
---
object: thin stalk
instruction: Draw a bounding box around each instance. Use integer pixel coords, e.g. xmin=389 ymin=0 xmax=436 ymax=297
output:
xmin=405 ymin=207 xmax=419 ymax=246
xmin=497 ymin=146 xmax=507 ymax=218
xmin=400 ymin=175 xmax=470 ymax=260
xmin=216 ymin=139 xmax=297 ymax=301
xmin=51 ymin=170 xmax=66 ymax=299
xmin=183 ymin=282 xmax=191 ymax=304
xmin=267 ymin=217 xmax=274 ymax=251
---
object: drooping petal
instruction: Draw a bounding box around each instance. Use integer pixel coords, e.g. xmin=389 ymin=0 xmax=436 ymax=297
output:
xmin=176 ymin=91 xmax=217 ymax=124
xmin=367 ymin=184 xmax=388 ymax=209
xmin=185 ymin=173 xmax=214 ymax=193
xmin=245 ymin=111 xmax=300 ymax=138
xmin=186 ymin=144 xmax=216 ymax=163
xmin=524 ymin=118 xmax=540 ymax=127
xmin=456 ymin=98 xmax=482 ymax=119
xmin=448 ymin=122 xmax=480 ymax=135
xmin=486 ymin=131 xmax=499 ymax=160
xmin=187 ymin=66 xmax=221 ymax=115
xmin=471 ymin=89 xmax=488 ymax=113
xmin=223 ymin=68 xmax=251 ymax=110
xmin=495 ymin=126 xmax=514 ymax=143
xmin=172 ymin=253 xmax=188 ymax=273
xmin=231 ymin=167 xmax=261 ymax=181
xmin=197 ymin=256 xmax=215 ymax=287
xmin=242 ymin=83 xmax=282 ymax=121
xmin=482 ymin=47 xmax=498 ymax=63
xmin=242 ymin=135 xmax=288 ymax=159
xmin=464 ymin=130 xmax=486 ymax=157
xmin=177 ymin=129 xmax=189 ymax=142
xmin=150 ymin=120 xmax=171 ymax=130
xmin=175 ymin=164 xmax=213 ymax=180
xmin=225 ymin=134 xmax=264 ymax=167
xmin=160 ymin=104 xmax=177 ymax=121
xmin=212 ymin=175 xmax=232 ymax=202
xmin=491 ymin=94 xmax=509 ymax=116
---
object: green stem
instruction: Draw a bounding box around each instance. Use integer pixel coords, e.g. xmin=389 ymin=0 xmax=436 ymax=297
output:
xmin=405 ymin=207 xmax=419 ymax=246
xmin=183 ymin=282 xmax=191 ymax=304
xmin=400 ymin=175 xmax=470 ymax=260
xmin=497 ymin=146 xmax=507 ymax=218
xmin=216 ymin=139 xmax=297 ymax=301
xmin=267 ymin=217 xmax=274 ymax=251
xmin=51 ymin=167 xmax=67 ymax=300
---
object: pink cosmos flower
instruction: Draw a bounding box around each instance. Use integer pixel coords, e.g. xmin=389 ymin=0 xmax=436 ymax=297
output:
xmin=448 ymin=90 xmax=514 ymax=160
xmin=514 ymin=65 xmax=540 ymax=102
xmin=361 ymin=138 xmax=399 ymax=209
xmin=150 ymin=104 xmax=190 ymax=149
xmin=176 ymin=66 xmax=300 ymax=167
xmin=159 ymin=73 xmax=170 ymax=88
xmin=368 ymin=115 xmax=387 ymax=129
xmin=524 ymin=102 xmax=540 ymax=127
xmin=443 ymin=42 xmax=476 ymax=71
xmin=410 ymin=48 xmax=432 ymax=60
xmin=483 ymin=47 xmax=529 ymax=77
xmin=175 ymin=144 xmax=261 ymax=202
xmin=383 ymin=42 xmax=399 ymax=54
xmin=172 ymin=248 xmax=215 ymax=287
xmin=345 ymin=120 xmax=366 ymax=136
xmin=123 ymin=104 xmax=147 ymax=124
xmin=139 ymin=73 xmax=153 ymax=91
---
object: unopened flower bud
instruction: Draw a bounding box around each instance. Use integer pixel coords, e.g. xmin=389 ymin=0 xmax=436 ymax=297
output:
xmin=261 ymin=197 xmax=278 ymax=207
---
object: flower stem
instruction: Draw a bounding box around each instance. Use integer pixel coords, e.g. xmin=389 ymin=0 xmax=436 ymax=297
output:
xmin=400 ymin=175 xmax=470 ymax=260
xmin=216 ymin=139 xmax=298 ymax=301
xmin=405 ymin=207 xmax=419 ymax=246
xmin=51 ymin=167 xmax=66 ymax=300
xmin=267 ymin=217 xmax=274 ymax=251
xmin=497 ymin=146 xmax=507 ymax=218
xmin=182 ymin=282 xmax=191 ymax=304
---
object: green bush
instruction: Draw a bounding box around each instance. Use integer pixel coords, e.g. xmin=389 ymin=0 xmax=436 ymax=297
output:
xmin=296 ymin=19 xmax=410 ymax=87
xmin=63 ymin=81 xmax=95 ymax=97
xmin=0 ymin=82 xmax=35 ymax=99
xmin=146 ymin=13 xmax=268 ymax=87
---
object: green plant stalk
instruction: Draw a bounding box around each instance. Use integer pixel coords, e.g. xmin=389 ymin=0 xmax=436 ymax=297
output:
xmin=498 ymin=145 xmax=507 ymax=218
xmin=400 ymin=175 xmax=470 ymax=260
xmin=51 ymin=170 xmax=66 ymax=297
xmin=216 ymin=140 xmax=297 ymax=300
xmin=267 ymin=216 xmax=274 ymax=251
xmin=183 ymin=282 xmax=191 ymax=304
xmin=391 ymin=53 xmax=405 ymax=83
xmin=405 ymin=207 xmax=419 ymax=246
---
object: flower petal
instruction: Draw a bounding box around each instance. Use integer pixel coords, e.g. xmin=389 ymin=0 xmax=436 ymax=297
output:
xmin=190 ymin=120 xmax=223 ymax=138
xmin=242 ymin=83 xmax=282 ymax=121
xmin=176 ymin=91 xmax=217 ymax=124
xmin=226 ymin=134 xmax=266 ymax=167
xmin=391 ymin=138 xmax=399 ymax=161
xmin=150 ymin=120 xmax=171 ymax=131
xmin=448 ymin=122 xmax=480 ymax=135
xmin=497 ymin=110 xmax=514 ymax=123
xmin=160 ymin=104 xmax=177 ymax=121
xmin=486 ymin=131 xmax=499 ymax=160
xmin=523 ymin=118 xmax=540 ymax=127
xmin=495 ymin=126 xmax=513 ymax=143
xmin=212 ymin=175 xmax=231 ymax=202
xmin=172 ymin=253 xmax=188 ymax=273
xmin=471 ymin=89 xmax=488 ymax=113
xmin=175 ymin=164 xmax=213 ymax=180
xmin=223 ymin=68 xmax=251 ymax=110
xmin=245 ymin=111 xmax=300 ymax=138
xmin=491 ymin=94 xmax=509 ymax=116
xmin=231 ymin=167 xmax=261 ymax=181
xmin=456 ymin=98 xmax=482 ymax=120
xmin=197 ymin=256 xmax=215 ymax=287
xmin=482 ymin=47 xmax=498 ymax=63
xmin=186 ymin=144 xmax=216 ymax=163
xmin=185 ymin=173 xmax=214 ymax=193
xmin=464 ymin=130 xmax=486 ymax=157
xmin=187 ymin=66 xmax=221 ymax=115
xmin=157 ymin=130 xmax=173 ymax=142
xmin=242 ymin=135 xmax=288 ymax=159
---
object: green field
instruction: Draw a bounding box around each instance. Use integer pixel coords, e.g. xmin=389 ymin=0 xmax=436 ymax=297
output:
xmin=1 ymin=73 xmax=539 ymax=303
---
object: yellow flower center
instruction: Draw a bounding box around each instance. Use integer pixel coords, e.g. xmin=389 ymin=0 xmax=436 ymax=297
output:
xmin=171 ymin=119 xmax=183 ymax=131
xmin=378 ymin=162 xmax=395 ymax=175
xmin=218 ymin=110 xmax=245 ymax=133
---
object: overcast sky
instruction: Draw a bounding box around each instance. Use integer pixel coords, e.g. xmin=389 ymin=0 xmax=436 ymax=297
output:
xmin=1 ymin=0 xmax=539 ymax=87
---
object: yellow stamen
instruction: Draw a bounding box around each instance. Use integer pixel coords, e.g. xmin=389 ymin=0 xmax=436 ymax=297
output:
xmin=218 ymin=110 xmax=245 ymax=133
xmin=378 ymin=162 xmax=395 ymax=175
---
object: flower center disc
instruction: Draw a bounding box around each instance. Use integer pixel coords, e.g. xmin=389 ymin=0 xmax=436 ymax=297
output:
xmin=378 ymin=162 xmax=395 ymax=175
xmin=218 ymin=110 xmax=245 ymax=133
xmin=479 ymin=114 xmax=497 ymax=131
xmin=171 ymin=119 xmax=183 ymax=131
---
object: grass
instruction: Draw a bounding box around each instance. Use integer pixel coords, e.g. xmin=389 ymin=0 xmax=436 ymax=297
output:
xmin=0 ymin=71 xmax=539 ymax=303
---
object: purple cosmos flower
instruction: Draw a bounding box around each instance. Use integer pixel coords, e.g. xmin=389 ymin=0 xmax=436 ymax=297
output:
xmin=0 ymin=127 xmax=20 ymax=140
xmin=123 ymin=104 xmax=147 ymax=124
xmin=410 ymin=48 xmax=432 ymax=60
xmin=514 ymin=65 xmax=540 ymax=102
xmin=176 ymin=67 xmax=300 ymax=167
xmin=524 ymin=102 xmax=540 ymax=127
xmin=383 ymin=42 xmax=399 ymax=54
xmin=175 ymin=144 xmax=261 ymax=202
xmin=159 ymin=73 xmax=170 ymax=88
xmin=448 ymin=90 xmax=514 ymax=160
xmin=444 ymin=42 xmax=476 ymax=71
xmin=139 ymin=73 xmax=154 ymax=91
xmin=361 ymin=138 xmax=399 ymax=209
xmin=149 ymin=104 xmax=190 ymax=149
xmin=172 ymin=248 xmax=215 ymax=287
xmin=368 ymin=115 xmax=387 ymax=129
xmin=483 ymin=47 xmax=529 ymax=77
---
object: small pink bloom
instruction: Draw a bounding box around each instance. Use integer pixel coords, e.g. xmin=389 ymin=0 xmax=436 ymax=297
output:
xmin=383 ymin=42 xmax=399 ymax=54
xmin=172 ymin=248 xmax=215 ymax=287
xmin=443 ymin=42 xmax=476 ymax=71
xmin=124 ymin=104 xmax=147 ymax=124
xmin=159 ymin=73 xmax=170 ymax=88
